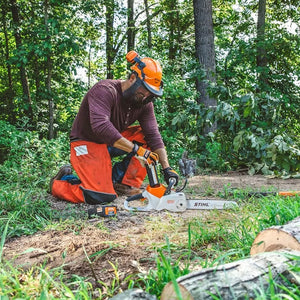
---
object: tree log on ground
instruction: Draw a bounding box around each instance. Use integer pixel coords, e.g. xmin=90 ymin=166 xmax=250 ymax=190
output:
xmin=251 ymin=216 xmax=300 ymax=255
xmin=160 ymin=250 xmax=300 ymax=300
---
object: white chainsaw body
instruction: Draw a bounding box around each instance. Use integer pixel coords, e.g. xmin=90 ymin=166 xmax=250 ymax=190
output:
xmin=124 ymin=190 xmax=187 ymax=212
xmin=123 ymin=190 xmax=237 ymax=212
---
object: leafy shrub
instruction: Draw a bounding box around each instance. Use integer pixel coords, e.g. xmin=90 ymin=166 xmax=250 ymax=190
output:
xmin=214 ymin=90 xmax=300 ymax=176
xmin=0 ymin=120 xmax=70 ymax=189
xmin=0 ymin=121 xmax=72 ymax=237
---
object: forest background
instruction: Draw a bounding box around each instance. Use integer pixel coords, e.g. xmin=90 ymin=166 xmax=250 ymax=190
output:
xmin=0 ymin=1 xmax=300 ymax=298
xmin=0 ymin=0 xmax=300 ymax=177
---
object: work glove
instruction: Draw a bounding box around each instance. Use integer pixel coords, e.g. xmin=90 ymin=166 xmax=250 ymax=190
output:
xmin=163 ymin=167 xmax=179 ymax=186
xmin=132 ymin=144 xmax=159 ymax=165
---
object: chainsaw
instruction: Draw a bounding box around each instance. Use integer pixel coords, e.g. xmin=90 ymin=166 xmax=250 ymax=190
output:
xmin=124 ymin=160 xmax=238 ymax=212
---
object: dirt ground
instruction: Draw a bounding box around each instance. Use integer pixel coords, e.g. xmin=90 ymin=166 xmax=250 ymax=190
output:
xmin=3 ymin=173 xmax=300 ymax=295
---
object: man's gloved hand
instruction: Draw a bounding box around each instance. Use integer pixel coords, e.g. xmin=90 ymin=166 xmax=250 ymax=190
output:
xmin=132 ymin=144 xmax=159 ymax=164
xmin=163 ymin=167 xmax=179 ymax=186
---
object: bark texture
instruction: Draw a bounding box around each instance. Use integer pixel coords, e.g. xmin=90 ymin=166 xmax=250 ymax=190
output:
xmin=105 ymin=0 xmax=115 ymax=79
xmin=111 ymin=288 xmax=157 ymax=300
xmin=127 ymin=0 xmax=135 ymax=53
xmin=161 ymin=250 xmax=300 ymax=300
xmin=256 ymin=0 xmax=268 ymax=87
xmin=10 ymin=0 xmax=33 ymax=120
xmin=193 ymin=0 xmax=217 ymax=134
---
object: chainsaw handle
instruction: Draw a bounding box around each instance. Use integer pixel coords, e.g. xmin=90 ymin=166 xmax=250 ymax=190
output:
xmin=164 ymin=178 xmax=176 ymax=195
xmin=125 ymin=193 xmax=144 ymax=202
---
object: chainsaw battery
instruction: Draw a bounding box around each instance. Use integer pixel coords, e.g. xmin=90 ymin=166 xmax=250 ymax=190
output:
xmin=88 ymin=205 xmax=117 ymax=218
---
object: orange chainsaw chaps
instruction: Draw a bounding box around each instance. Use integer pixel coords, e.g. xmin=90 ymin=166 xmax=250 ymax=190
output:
xmin=52 ymin=140 xmax=117 ymax=204
xmin=121 ymin=156 xmax=147 ymax=188
xmin=121 ymin=125 xmax=147 ymax=147
xmin=52 ymin=180 xmax=84 ymax=203
xmin=52 ymin=125 xmax=150 ymax=203
xmin=120 ymin=125 xmax=148 ymax=188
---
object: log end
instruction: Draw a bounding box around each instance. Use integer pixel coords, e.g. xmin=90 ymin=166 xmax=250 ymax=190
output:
xmin=250 ymin=228 xmax=300 ymax=255
xmin=161 ymin=282 xmax=193 ymax=300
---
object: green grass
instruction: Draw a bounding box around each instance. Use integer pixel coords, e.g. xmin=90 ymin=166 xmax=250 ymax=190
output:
xmin=1 ymin=193 xmax=299 ymax=299
xmin=127 ymin=195 xmax=300 ymax=298
xmin=0 ymin=125 xmax=299 ymax=299
xmin=0 ymin=261 xmax=94 ymax=299
xmin=0 ymin=186 xmax=54 ymax=238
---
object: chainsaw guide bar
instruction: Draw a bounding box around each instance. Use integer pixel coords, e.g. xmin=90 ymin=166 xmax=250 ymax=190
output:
xmin=186 ymin=199 xmax=238 ymax=210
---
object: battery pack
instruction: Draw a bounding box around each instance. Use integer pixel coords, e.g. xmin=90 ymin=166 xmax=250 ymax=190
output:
xmin=88 ymin=205 xmax=117 ymax=218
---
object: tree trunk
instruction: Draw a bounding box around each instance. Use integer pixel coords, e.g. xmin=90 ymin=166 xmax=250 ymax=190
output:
xmin=161 ymin=249 xmax=300 ymax=300
xmin=10 ymin=0 xmax=33 ymax=123
xmin=88 ymin=41 xmax=92 ymax=88
xmin=1 ymin=1 xmax=15 ymax=123
xmin=251 ymin=216 xmax=300 ymax=255
xmin=127 ymin=0 xmax=135 ymax=53
xmin=105 ymin=0 xmax=115 ymax=79
xmin=143 ymin=0 xmax=152 ymax=48
xmin=193 ymin=0 xmax=217 ymax=134
xmin=44 ymin=0 xmax=54 ymax=139
xmin=29 ymin=1 xmax=41 ymax=106
xmin=168 ymin=1 xmax=177 ymax=60
xmin=256 ymin=0 xmax=268 ymax=88
xmin=114 ymin=8 xmax=161 ymax=57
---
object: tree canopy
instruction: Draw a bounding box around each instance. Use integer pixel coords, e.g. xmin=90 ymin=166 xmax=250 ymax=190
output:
xmin=0 ymin=0 xmax=299 ymax=176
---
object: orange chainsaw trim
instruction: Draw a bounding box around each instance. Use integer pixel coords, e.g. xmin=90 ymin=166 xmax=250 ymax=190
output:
xmin=278 ymin=191 xmax=300 ymax=197
xmin=146 ymin=184 xmax=166 ymax=198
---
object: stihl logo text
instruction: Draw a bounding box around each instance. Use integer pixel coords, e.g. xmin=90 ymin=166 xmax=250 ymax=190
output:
xmin=194 ymin=202 xmax=209 ymax=207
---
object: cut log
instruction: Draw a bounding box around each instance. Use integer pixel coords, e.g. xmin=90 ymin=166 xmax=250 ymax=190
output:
xmin=110 ymin=288 xmax=157 ymax=300
xmin=250 ymin=216 xmax=300 ymax=255
xmin=160 ymin=250 xmax=300 ymax=300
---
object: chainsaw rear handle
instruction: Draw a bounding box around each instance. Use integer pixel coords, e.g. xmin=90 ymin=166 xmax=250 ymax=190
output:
xmin=126 ymin=193 xmax=144 ymax=202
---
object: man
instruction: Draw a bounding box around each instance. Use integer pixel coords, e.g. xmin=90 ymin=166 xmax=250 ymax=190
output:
xmin=50 ymin=51 xmax=179 ymax=205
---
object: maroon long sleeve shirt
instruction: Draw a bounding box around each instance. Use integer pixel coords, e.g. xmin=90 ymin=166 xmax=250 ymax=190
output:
xmin=70 ymin=79 xmax=164 ymax=151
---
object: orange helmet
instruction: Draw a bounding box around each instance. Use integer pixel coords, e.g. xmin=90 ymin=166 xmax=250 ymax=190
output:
xmin=126 ymin=50 xmax=163 ymax=97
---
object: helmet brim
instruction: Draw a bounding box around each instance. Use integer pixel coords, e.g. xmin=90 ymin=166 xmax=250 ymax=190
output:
xmin=143 ymin=81 xmax=163 ymax=97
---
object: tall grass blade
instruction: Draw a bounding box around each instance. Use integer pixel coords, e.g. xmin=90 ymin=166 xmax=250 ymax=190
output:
xmin=0 ymin=214 xmax=14 ymax=263
xmin=159 ymin=249 xmax=183 ymax=300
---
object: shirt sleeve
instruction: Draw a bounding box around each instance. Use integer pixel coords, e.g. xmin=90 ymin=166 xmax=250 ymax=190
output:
xmin=88 ymin=84 xmax=122 ymax=146
xmin=138 ymin=103 xmax=165 ymax=150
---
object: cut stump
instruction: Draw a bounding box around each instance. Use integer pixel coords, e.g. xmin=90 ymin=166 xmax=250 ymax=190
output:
xmin=250 ymin=216 xmax=300 ymax=255
xmin=160 ymin=250 xmax=300 ymax=300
